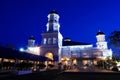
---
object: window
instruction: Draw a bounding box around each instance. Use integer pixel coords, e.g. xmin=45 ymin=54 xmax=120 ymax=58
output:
xmin=48 ymin=38 xmax=52 ymax=44
xmin=53 ymin=38 xmax=57 ymax=44
xmin=43 ymin=38 xmax=47 ymax=44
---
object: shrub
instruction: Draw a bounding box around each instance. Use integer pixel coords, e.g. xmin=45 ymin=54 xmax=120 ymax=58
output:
xmin=48 ymin=64 xmax=54 ymax=68
xmin=37 ymin=63 xmax=46 ymax=69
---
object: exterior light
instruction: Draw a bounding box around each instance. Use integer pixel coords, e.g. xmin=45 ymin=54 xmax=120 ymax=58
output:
xmin=61 ymin=57 xmax=70 ymax=61
xmin=66 ymin=58 xmax=69 ymax=60
xmin=19 ymin=48 xmax=24 ymax=52
xmin=61 ymin=58 xmax=64 ymax=60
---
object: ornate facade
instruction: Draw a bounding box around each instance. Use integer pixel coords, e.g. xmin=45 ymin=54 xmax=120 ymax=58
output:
xmin=25 ymin=11 xmax=112 ymax=66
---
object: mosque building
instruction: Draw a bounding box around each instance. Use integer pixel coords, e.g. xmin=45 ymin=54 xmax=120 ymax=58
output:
xmin=24 ymin=11 xmax=112 ymax=66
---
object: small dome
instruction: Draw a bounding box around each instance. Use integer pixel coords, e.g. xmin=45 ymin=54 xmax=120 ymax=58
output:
xmin=96 ymin=31 xmax=104 ymax=35
xmin=29 ymin=36 xmax=35 ymax=40
xmin=49 ymin=10 xmax=58 ymax=14
xmin=64 ymin=37 xmax=71 ymax=41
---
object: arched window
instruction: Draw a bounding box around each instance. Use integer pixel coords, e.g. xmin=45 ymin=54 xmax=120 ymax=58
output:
xmin=43 ymin=38 xmax=47 ymax=44
xmin=53 ymin=38 xmax=57 ymax=44
xmin=48 ymin=38 xmax=52 ymax=44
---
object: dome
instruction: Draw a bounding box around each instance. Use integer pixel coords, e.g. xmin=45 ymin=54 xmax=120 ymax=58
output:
xmin=29 ymin=36 xmax=35 ymax=40
xmin=96 ymin=31 xmax=104 ymax=35
xmin=49 ymin=10 xmax=58 ymax=14
xmin=64 ymin=37 xmax=71 ymax=41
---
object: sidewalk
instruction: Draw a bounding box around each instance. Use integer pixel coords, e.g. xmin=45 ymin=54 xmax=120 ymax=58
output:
xmin=65 ymin=67 xmax=114 ymax=72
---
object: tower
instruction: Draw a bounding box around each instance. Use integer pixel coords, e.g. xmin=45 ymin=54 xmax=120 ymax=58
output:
xmin=40 ymin=11 xmax=63 ymax=62
xmin=28 ymin=36 xmax=35 ymax=47
xmin=96 ymin=30 xmax=108 ymax=49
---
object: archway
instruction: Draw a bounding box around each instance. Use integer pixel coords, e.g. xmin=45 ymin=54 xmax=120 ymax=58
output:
xmin=45 ymin=52 xmax=53 ymax=60
xmin=45 ymin=52 xmax=54 ymax=68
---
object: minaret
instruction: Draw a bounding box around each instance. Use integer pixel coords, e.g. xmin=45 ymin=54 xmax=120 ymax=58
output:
xmin=96 ymin=30 xmax=108 ymax=49
xmin=28 ymin=36 xmax=35 ymax=47
xmin=46 ymin=11 xmax=60 ymax=32
xmin=40 ymin=11 xmax=63 ymax=62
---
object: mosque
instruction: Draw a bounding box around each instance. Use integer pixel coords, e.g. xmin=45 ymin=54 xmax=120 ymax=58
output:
xmin=24 ymin=11 xmax=112 ymax=66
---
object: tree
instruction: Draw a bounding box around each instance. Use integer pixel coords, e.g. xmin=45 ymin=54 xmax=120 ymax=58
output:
xmin=48 ymin=64 xmax=54 ymax=68
xmin=37 ymin=63 xmax=46 ymax=69
xmin=108 ymin=30 xmax=120 ymax=60
xmin=108 ymin=30 xmax=120 ymax=50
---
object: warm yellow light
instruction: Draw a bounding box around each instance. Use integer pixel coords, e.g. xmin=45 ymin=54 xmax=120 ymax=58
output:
xmin=61 ymin=58 xmax=64 ymax=60
xmin=83 ymin=60 xmax=87 ymax=65
xmin=73 ymin=59 xmax=77 ymax=64
xmin=65 ymin=60 xmax=68 ymax=65
xmin=66 ymin=58 xmax=69 ymax=61
xmin=45 ymin=52 xmax=53 ymax=60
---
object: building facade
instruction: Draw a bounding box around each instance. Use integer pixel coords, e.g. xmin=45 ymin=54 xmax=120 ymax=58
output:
xmin=25 ymin=11 xmax=112 ymax=66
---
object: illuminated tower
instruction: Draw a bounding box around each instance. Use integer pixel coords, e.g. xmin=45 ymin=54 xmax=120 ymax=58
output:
xmin=28 ymin=36 xmax=35 ymax=47
xmin=40 ymin=11 xmax=63 ymax=62
xmin=46 ymin=11 xmax=60 ymax=32
xmin=96 ymin=30 xmax=108 ymax=49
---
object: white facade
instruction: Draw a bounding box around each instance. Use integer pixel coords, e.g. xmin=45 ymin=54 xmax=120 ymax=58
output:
xmin=25 ymin=11 xmax=112 ymax=66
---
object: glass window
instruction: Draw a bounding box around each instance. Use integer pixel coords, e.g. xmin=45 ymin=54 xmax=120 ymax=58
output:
xmin=48 ymin=38 xmax=52 ymax=44
xmin=53 ymin=38 xmax=57 ymax=44
xmin=43 ymin=38 xmax=47 ymax=44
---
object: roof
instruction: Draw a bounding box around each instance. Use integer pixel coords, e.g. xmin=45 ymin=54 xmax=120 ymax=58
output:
xmin=49 ymin=10 xmax=58 ymax=14
xmin=96 ymin=31 xmax=104 ymax=35
xmin=0 ymin=46 xmax=47 ymax=61
xmin=62 ymin=40 xmax=91 ymax=46
xmin=29 ymin=36 xmax=35 ymax=40
xmin=64 ymin=37 xmax=71 ymax=41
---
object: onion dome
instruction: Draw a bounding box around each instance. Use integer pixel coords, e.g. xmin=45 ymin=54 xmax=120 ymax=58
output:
xmin=28 ymin=36 xmax=35 ymax=40
xmin=96 ymin=31 xmax=104 ymax=35
xmin=49 ymin=10 xmax=58 ymax=14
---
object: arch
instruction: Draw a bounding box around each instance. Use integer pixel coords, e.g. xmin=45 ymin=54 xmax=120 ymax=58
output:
xmin=45 ymin=52 xmax=53 ymax=60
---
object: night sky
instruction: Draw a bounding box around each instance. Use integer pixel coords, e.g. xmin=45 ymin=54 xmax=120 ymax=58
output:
xmin=0 ymin=0 xmax=120 ymax=49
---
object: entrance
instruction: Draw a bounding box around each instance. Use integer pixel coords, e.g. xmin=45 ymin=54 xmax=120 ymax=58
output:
xmin=45 ymin=52 xmax=53 ymax=60
xmin=45 ymin=52 xmax=54 ymax=65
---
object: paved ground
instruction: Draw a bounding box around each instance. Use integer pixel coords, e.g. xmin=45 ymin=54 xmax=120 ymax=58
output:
xmin=55 ymin=71 xmax=120 ymax=80
xmin=0 ymin=68 xmax=119 ymax=80
xmin=65 ymin=67 xmax=114 ymax=72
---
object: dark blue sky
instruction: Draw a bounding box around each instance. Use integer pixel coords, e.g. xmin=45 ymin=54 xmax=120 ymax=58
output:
xmin=0 ymin=0 xmax=120 ymax=49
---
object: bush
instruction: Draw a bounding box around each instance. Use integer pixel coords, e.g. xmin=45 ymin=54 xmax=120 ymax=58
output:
xmin=48 ymin=64 xmax=54 ymax=68
xmin=112 ymin=67 xmax=119 ymax=72
xmin=37 ymin=63 xmax=46 ymax=69
xmin=58 ymin=62 xmax=62 ymax=65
